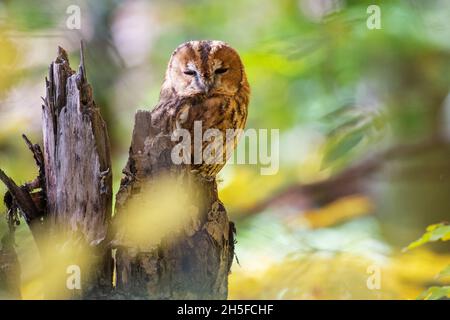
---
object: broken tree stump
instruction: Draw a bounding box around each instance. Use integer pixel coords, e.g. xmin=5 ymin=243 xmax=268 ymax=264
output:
xmin=41 ymin=45 xmax=113 ymax=298
xmin=0 ymin=45 xmax=113 ymax=299
xmin=113 ymin=110 xmax=235 ymax=299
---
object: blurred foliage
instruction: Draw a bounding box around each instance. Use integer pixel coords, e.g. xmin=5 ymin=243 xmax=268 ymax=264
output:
xmin=405 ymin=222 xmax=450 ymax=300
xmin=0 ymin=31 xmax=21 ymax=97
xmin=1 ymin=0 xmax=449 ymax=200
xmin=417 ymin=286 xmax=450 ymax=300
xmin=406 ymin=223 xmax=450 ymax=251
xmin=0 ymin=0 xmax=449 ymax=299
xmin=229 ymin=214 xmax=450 ymax=299
xmin=115 ymin=175 xmax=202 ymax=249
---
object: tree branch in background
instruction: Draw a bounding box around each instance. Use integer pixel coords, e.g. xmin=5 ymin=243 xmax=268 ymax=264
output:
xmin=244 ymin=136 xmax=449 ymax=215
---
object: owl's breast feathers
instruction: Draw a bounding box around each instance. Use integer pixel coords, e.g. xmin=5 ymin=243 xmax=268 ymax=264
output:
xmin=150 ymin=87 xmax=249 ymax=176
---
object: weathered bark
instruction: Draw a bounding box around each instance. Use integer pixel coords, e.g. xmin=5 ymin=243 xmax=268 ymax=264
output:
xmin=0 ymin=167 xmax=46 ymax=248
xmin=113 ymin=111 xmax=235 ymax=299
xmin=0 ymin=45 xmax=113 ymax=299
xmin=41 ymin=45 xmax=113 ymax=298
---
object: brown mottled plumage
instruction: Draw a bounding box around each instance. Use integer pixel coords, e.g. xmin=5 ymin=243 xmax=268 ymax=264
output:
xmin=151 ymin=40 xmax=250 ymax=176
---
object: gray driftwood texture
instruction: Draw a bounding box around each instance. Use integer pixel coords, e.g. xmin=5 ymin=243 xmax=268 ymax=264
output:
xmin=0 ymin=46 xmax=113 ymax=299
xmin=41 ymin=46 xmax=113 ymax=298
xmin=0 ymin=45 xmax=234 ymax=299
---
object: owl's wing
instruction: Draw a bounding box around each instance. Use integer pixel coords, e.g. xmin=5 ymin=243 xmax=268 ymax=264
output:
xmin=149 ymin=98 xmax=185 ymax=133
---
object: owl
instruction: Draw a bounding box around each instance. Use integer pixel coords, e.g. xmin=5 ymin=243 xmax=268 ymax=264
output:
xmin=150 ymin=40 xmax=250 ymax=177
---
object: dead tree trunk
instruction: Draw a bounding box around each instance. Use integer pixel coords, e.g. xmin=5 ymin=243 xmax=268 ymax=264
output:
xmin=0 ymin=45 xmax=113 ymax=299
xmin=40 ymin=45 xmax=113 ymax=298
xmin=113 ymin=111 xmax=235 ymax=299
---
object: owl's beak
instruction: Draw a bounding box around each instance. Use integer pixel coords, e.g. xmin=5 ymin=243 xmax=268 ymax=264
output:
xmin=199 ymin=78 xmax=213 ymax=94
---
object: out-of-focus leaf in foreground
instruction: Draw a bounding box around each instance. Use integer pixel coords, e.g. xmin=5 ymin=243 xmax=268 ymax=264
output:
xmin=404 ymin=223 xmax=450 ymax=251
xmin=114 ymin=175 xmax=201 ymax=249
xmin=437 ymin=265 xmax=450 ymax=280
xmin=417 ymin=286 xmax=450 ymax=300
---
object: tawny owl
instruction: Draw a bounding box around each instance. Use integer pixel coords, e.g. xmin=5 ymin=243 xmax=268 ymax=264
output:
xmin=151 ymin=40 xmax=250 ymax=177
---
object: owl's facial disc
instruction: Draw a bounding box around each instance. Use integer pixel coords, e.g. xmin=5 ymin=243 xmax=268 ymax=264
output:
xmin=165 ymin=40 xmax=245 ymax=98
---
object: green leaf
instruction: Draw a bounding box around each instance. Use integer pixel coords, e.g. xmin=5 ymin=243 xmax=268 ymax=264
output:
xmin=437 ymin=265 xmax=450 ymax=279
xmin=322 ymin=130 xmax=364 ymax=166
xmin=417 ymin=286 xmax=450 ymax=300
xmin=404 ymin=223 xmax=450 ymax=251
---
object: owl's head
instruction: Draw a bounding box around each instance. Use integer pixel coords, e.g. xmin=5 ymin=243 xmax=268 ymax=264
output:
xmin=161 ymin=40 xmax=248 ymax=99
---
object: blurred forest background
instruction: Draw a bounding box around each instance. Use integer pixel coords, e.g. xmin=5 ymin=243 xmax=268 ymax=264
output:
xmin=0 ymin=0 xmax=449 ymax=299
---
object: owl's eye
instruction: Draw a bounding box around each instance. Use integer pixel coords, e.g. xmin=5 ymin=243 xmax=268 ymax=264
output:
xmin=183 ymin=69 xmax=196 ymax=76
xmin=215 ymin=67 xmax=228 ymax=74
